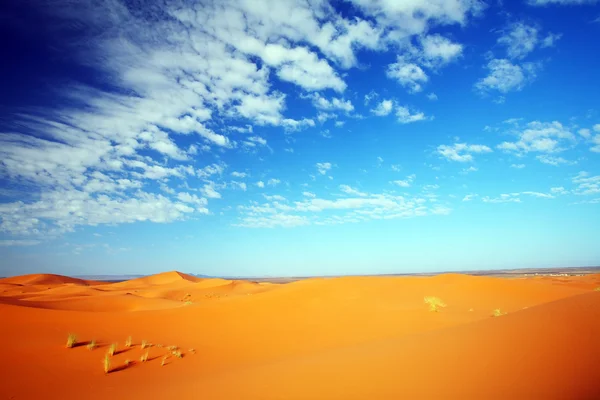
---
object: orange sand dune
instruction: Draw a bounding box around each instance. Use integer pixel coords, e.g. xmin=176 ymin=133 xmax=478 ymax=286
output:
xmin=0 ymin=273 xmax=99 ymax=286
xmin=107 ymin=270 xmax=200 ymax=288
xmin=0 ymin=271 xmax=599 ymax=399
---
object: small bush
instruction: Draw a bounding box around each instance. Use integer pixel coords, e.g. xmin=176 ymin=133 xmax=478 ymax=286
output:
xmin=87 ymin=340 xmax=97 ymax=350
xmin=108 ymin=343 xmax=117 ymax=356
xmin=125 ymin=336 xmax=132 ymax=348
xmin=492 ymin=309 xmax=505 ymax=317
xmin=66 ymin=334 xmax=77 ymax=348
xmin=125 ymin=359 xmax=131 ymax=367
xmin=103 ymin=354 xmax=111 ymax=374
xmin=140 ymin=352 xmax=149 ymax=362
xmin=141 ymin=340 xmax=149 ymax=349
xmin=161 ymin=356 xmax=168 ymax=366
xmin=424 ymin=296 xmax=447 ymax=312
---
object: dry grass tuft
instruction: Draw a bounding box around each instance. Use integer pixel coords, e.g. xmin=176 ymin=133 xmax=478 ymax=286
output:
xmin=87 ymin=340 xmax=97 ymax=350
xmin=141 ymin=340 xmax=150 ymax=349
xmin=161 ymin=356 xmax=168 ymax=366
xmin=492 ymin=308 xmax=506 ymax=317
xmin=66 ymin=333 xmax=77 ymax=348
xmin=125 ymin=359 xmax=131 ymax=367
xmin=140 ymin=351 xmax=149 ymax=362
xmin=424 ymin=296 xmax=447 ymax=312
xmin=108 ymin=343 xmax=117 ymax=356
xmin=125 ymin=336 xmax=132 ymax=348
xmin=172 ymin=349 xmax=183 ymax=358
xmin=103 ymin=354 xmax=111 ymax=374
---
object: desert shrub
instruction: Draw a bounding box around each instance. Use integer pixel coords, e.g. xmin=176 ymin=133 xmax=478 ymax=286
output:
xmin=491 ymin=309 xmax=505 ymax=317
xmin=87 ymin=340 xmax=97 ymax=350
xmin=125 ymin=336 xmax=132 ymax=348
xmin=108 ymin=343 xmax=117 ymax=356
xmin=161 ymin=356 xmax=168 ymax=366
xmin=66 ymin=334 xmax=77 ymax=348
xmin=140 ymin=352 xmax=149 ymax=362
xmin=125 ymin=359 xmax=131 ymax=367
xmin=424 ymin=296 xmax=447 ymax=312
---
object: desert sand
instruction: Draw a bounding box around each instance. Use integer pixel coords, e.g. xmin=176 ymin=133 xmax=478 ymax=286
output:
xmin=1 ymin=270 xmax=599 ymax=399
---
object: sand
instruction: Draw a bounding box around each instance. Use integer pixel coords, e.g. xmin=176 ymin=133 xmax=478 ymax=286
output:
xmin=1 ymin=271 xmax=599 ymax=399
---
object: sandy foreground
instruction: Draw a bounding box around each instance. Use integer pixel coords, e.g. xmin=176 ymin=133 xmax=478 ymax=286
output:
xmin=1 ymin=271 xmax=599 ymax=399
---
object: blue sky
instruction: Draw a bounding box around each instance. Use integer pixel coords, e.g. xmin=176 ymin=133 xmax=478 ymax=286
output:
xmin=1 ymin=0 xmax=599 ymax=277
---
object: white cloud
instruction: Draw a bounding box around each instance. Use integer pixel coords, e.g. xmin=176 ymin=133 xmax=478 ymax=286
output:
xmin=482 ymin=193 xmax=522 ymax=203
xmin=391 ymin=174 xmax=416 ymax=187
xmin=311 ymin=94 xmax=354 ymax=113
xmin=578 ymin=128 xmax=592 ymax=139
xmin=0 ymin=190 xmax=200 ymax=236
xmin=364 ymin=91 xmax=378 ymax=105
xmin=497 ymin=121 xmax=576 ymax=155
xmin=236 ymin=187 xmax=453 ymax=228
xmin=256 ymin=181 xmax=265 ymax=188
xmin=536 ymin=155 xmax=574 ymax=166
xmin=177 ymin=192 xmax=209 ymax=206
xmin=243 ymin=136 xmax=268 ymax=147
xmin=461 ymin=166 xmax=479 ymax=174
xmin=396 ymin=106 xmax=428 ymax=124
xmin=572 ymin=172 xmax=600 ymax=195
xmin=231 ymin=171 xmax=248 ymax=178
xmin=475 ymin=59 xmax=538 ymax=94
xmin=230 ymin=181 xmax=248 ymax=191
xmin=541 ymin=32 xmax=563 ymax=48
xmin=197 ymin=163 xmax=226 ymax=179
xmin=339 ymin=185 xmax=368 ymax=196
xmin=263 ymin=194 xmax=287 ymax=202
xmin=387 ymin=61 xmax=428 ymax=93
xmin=371 ymin=99 xmax=394 ymax=116
xmin=427 ymin=93 xmax=438 ymax=101
xmin=302 ymin=191 xmax=316 ymax=198
xmin=267 ymin=178 xmax=281 ymax=186
xmin=498 ymin=22 xmax=539 ymax=59
xmin=437 ymin=143 xmax=493 ymax=162
xmin=462 ymin=194 xmax=477 ymax=202
xmin=511 ymin=164 xmax=526 ymax=169
xmin=551 ymin=187 xmax=568 ymax=195
xmin=420 ymin=34 xmax=463 ymax=67
xmin=316 ymin=162 xmax=332 ymax=175
xmin=201 ymin=183 xmax=222 ymax=199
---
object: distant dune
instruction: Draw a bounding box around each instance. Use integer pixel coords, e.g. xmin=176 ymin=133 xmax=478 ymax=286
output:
xmin=1 ymin=270 xmax=599 ymax=399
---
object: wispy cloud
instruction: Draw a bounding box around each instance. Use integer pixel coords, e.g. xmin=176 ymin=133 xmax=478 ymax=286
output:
xmin=437 ymin=143 xmax=493 ymax=162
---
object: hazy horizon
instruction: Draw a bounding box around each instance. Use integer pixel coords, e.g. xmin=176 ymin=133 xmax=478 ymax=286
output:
xmin=1 ymin=0 xmax=599 ymax=277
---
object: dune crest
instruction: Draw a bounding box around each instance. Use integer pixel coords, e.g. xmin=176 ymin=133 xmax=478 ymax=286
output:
xmin=0 ymin=273 xmax=94 ymax=286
